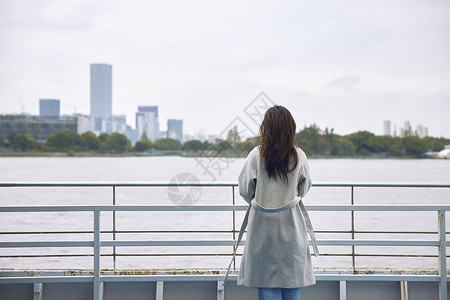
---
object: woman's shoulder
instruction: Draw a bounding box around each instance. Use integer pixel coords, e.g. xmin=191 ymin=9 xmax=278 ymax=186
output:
xmin=295 ymin=146 xmax=308 ymax=159
xmin=247 ymin=146 xmax=260 ymax=157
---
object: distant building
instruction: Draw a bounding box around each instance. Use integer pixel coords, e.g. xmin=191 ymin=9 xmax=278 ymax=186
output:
xmin=183 ymin=134 xmax=195 ymax=142
xmin=0 ymin=115 xmax=77 ymax=144
xmin=159 ymin=131 xmax=167 ymax=139
xmin=77 ymin=115 xmax=96 ymax=134
xmin=138 ymin=106 xmax=158 ymax=118
xmin=104 ymin=115 xmax=127 ymax=135
xmin=90 ymin=64 xmax=112 ymax=130
xmin=383 ymin=120 xmax=391 ymax=136
xmin=208 ymin=135 xmax=217 ymax=144
xmin=402 ymin=121 xmax=412 ymax=137
xmin=167 ymin=119 xmax=183 ymax=143
xmin=416 ymin=124 xmax=428 ymax=139
xmin=40 ymin=99 xmax=60 ymax=118
xmin=77 ymin=114 xmax=128 ymax=136
xmin=135 ymin=106 xmax=160 ymax=142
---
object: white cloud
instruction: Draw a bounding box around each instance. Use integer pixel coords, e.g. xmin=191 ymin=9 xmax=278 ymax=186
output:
xmin=327 ymin=75 xmax=360 ymax=92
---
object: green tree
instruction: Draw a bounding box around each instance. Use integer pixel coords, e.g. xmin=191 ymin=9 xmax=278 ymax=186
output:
xmin=182 ymin=140 xmax=206 ymax=151
xmin=0 ymin=134 xmax=4 ymax=146
xmin=99 ymin=133 xmax=109 ymax=143
xmin=422 ymin=137 xmax=450 ymax=152
xmin=358 ymin=148 xmax=371 ymax=157
xmin=226 ymin=125 xmax=241 ymax=148
xmin=296 ymin=125 xmax=323 ymax=154
xmin=214 ymin=139 xmax=232 ymax=152
xmin=80 ymin=131 xmax=101 ymax=151
xmin=155 ymin=138 xmax=181 ymax=150
xmin=46 ymin=131 xmax=81 ymax=150
xmin=14 ymin=134 xmax=36 ymax=151
xmin=344 ymin=131 xmax=375 ymax=152
xmin=295 ymin=138 xmax=312 ymax=156
xmin=134 ymin=141 xmax=150 ymax=152
xmin=336 ymin=139 xmax=356 ymax=156
xmin=237 ymin=141 xmax=256 ymax=153
xmin=134 ymin=140 xmax=156 ymax=152
xmin=388 ymin=137 xmax=405 ymax=156
xmin=8 ymin=133 xmax=17 ymax=147
xmin=366 ymin=136 xmax=389 ymax=153
xmin=403 ymin=137 xmax=426 ymax=157
xmin=104 ymin=133 xmax=131 ymax=153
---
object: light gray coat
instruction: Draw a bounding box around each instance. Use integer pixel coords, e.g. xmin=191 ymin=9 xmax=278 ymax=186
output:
xmin=237 ymin=146 xmax=316 ymax=288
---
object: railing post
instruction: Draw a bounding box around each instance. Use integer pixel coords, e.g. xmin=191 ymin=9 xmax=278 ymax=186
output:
xmin=351 ymin=186 xmax=356 ymax=273
xmin=217 ymin=280 xmax=225 ymax=300
xmin=438 ymin=210 xmax=447 ymax=300
xmin=232 ymin=185 xmax=236 ymax=271
xmin=94 ymin=209 xmax=101 ymax=300
xmin=113 ymin=185 xmax=116 ymax=271
xmin=400 ymin=281 xmax=408 ymax=300
xmin=33 ymin=283 xmax=43 ymax=300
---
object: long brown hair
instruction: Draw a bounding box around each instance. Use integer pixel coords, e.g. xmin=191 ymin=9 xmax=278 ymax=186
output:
xmin=259 ymin=105 xmax=298 ymax=182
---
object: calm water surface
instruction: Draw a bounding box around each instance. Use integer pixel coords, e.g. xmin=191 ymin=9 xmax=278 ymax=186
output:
xmin=0 ymin=157 xmax=449 ymax=271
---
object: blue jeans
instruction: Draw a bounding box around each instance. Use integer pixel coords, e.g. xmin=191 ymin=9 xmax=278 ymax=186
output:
xmin=258 ymin=288 xmax=301 ymax=300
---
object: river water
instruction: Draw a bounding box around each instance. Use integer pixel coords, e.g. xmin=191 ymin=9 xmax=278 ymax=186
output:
xmin=0 ymin=156 xmax=449 ymax=271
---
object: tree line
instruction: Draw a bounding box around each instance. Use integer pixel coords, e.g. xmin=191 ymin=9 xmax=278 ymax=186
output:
xmin=294 ymin=125 xmax=449 ymax=157
xmin=0 ymin=125 xmax=449 ymax=157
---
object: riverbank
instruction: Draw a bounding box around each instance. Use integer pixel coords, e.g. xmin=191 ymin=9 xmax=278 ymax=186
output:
xmin=0 ymin=149 xmax=433 ymax=159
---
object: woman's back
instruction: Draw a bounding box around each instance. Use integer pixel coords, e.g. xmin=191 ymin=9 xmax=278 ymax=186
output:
xmin=239 ymin=146 xmax=311 ymax=209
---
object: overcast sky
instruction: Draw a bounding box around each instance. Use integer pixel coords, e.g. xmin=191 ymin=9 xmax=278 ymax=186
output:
xmin=0 ymin=0 xmax=449 ymax=138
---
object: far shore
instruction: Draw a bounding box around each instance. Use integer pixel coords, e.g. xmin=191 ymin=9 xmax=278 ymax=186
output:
xmin=0 ymin=150 xmax=435 ymax=159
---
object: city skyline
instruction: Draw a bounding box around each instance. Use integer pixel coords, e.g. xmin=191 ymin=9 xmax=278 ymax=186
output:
xmin=0 ymin=1 xmax=449 ymax=138
xmin=0 ymin=62 xmax=442 ymax=140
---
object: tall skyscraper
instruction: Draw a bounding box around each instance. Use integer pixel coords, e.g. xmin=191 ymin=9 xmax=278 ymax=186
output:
xmin=136 ymin=106 xmax=160 ymax=141
xmin=39 ymin=99 xmax=60 ymax=118
xmin=167 ymin=119 xmax=183 ymax=143
xmin=137 ymin=106 xmax=158 ymax=118
xmin=90 ymin=64 xmax=112 ymax=121
xmin=383 ymin=120 xmax=391 ymax=136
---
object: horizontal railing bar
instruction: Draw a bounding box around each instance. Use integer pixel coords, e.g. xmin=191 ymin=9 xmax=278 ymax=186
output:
xmin=312 ymin=183 xmax=450 ymax=188
xmin=0 ymin=182 xmax=238 ymax=188
xmin=0 ymin=253 xmax=237 ymax=258
xmin=0 ymin=205 xmax=247 ymax=212
xmin=318 ymin=253 xmax=441 ymax=258
xmin=1 ymin=274 xmax=447 ymax=284
xmin=0 ymin=241 xmax=93 ymax=248
xmin=351 ymin=230 xmax=439 ymax=235
xmin=0 ymin=230 xmax=441 ymax=235
xmin=102 ymin=240 xmax=238 ymax=247
xmin=102 ymin=239 xmax=442 ymax=247
xmin=0 ymin=254 xmax=95 ymax=258
xmin=1 ymin=253 xmax=444 ymax=259
xmin=2 ymin=205 xmax=450 ymax=212
xmin=0 ymin=276 xmax=94 ymax=284
xmin=315 ymin=274 xmax=443 ymax=282
xmin=1 ymin=182 xmax=450 ymax=188
xmin=1 ymin=239 xmax=438 ymax=248
xmin=0 ymin=230 xmax=237 ymax=235
xmin=307 ymin=205 xmax=450 ymax=211
xmin=318 ymin=240 xmax=438 ymax=246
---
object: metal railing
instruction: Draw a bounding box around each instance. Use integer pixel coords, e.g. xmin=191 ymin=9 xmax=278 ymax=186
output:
xmin=0 ymin=182 xmax=449 ymax=300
